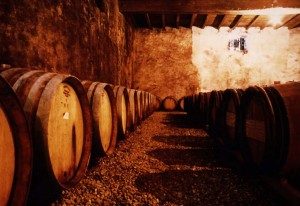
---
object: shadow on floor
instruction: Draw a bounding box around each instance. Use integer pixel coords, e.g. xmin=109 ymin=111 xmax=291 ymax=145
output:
xmin=152 ymin=135 xmax=211 ymax=148
xmin=135 ymin=169 xmax=285 ymax=205
xmin=147 ymin=148 xmax=223 ymax=167
xmin=161 ymin=112 xmax=205 ymax=129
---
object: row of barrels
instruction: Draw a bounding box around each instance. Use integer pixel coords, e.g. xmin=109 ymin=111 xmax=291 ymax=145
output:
xmin=183 ymin=82 xmax=300 ymax=191
xmin=0 ymin=67 xmax=160 ymax=205
xmin=161 ymin=96 xmax=184 ymax=111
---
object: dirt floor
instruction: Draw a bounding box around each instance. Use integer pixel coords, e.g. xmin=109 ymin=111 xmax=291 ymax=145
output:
xmin=54 ymin=112 xmax=286 ymax=205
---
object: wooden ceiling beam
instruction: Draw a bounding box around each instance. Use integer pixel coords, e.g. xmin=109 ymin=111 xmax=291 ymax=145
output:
xmin=219 ymin=15 xmax=237 ymax=27
xmin=120 ymin=0 xmax=300 ymax=14
xmin=246 ymin=15 xmax=259 ymax=29
xmin=190 ymin=14 xmax=197 ymax=28
xmin=213 ymin=15 xmax=225 ymax=29
xmin=275 ymin=14 xmax=297 ymax=29
xmin=204 ymin=14 xmax=217 ymax=28
xmin=235 ymin=15 xmax=257 ymax=27
xmin=281 ymin=14 xmax=300 ymax=28
xmin=251 ymin=15 xmax=269 ymax=28
xmin=230 ymin=15 xmax=242 ymax=28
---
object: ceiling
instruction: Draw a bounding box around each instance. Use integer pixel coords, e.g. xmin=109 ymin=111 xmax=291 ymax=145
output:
xmin=120 ymin=0 xmax=300 ymax=29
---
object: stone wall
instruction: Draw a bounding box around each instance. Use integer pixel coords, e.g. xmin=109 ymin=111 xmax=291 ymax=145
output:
xmin=0 ymin=0 xmax=135 ymax=86
xmin=133 ymin=27 xmax=300 ymax=97
xmin=192 ymin=26 xmax=300 ymax=91
xmin=133 ymin=28 xmax=200 ymax=100
xmin=287 ymin=28 xmax=300 ymax=82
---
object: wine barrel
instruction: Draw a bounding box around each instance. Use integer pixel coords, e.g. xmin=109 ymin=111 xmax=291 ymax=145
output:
xmin=193 ymin=94 xmax=200 ymax=117
xmin=162 ymin=96 xmax=177 ymax=111
xmin=0 ymin=68 xmax=92 ymax=203
xmin=178 ymin=98 xmax=184 ymax=111
xmin=142 ymin=92 xmax=148 ymax=119
xmin=219 ymin=89 xmax=243 ymax=151
xmin=113 ymin=86 xmax=130 ymax=139
xmin=145 ymin=92 xmax=151 ymax=117
xmin=265 ymin=83 xmax=300 ymax=188
xmin=136 ymin=91 xmax=143 ymax=123
xmin=239 ymin=86 xmax=275 ymax=172
xmin=128 ymin=89 xmax=138 ymax=130
xmin=202 ymin=92 xmax=211 ymax=125
xmin=184 ymin=95 xmax=193 ymax=114
xmin=0 ymin=76 xmax=32 ymax=206
xmin=149 ymin=93 xmax=155 ymax=115
xmin=154 ymin=96 xmax=162 ymax=111
xmin=82 ymin=81 xmax=117 ymax=156
xmin=208 ymin=90 xmax=223 ymax=138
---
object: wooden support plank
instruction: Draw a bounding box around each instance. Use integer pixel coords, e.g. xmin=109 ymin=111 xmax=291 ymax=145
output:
xmin=145 ymin=13 xmax=151 ymax=28
xmin=251 ymin=15 xmax=269 ymax=28
xmin=220 ymin=14 xmax=237 ymax=27
xmin=176 ymin=14 xmax=180 ymax=28
xmin=229 ymin=15 xmax=242 ymax=28
xmin=190 ymin=14 xmax=197 ymax=28
xmin=162 ymin=14 xmax=166 ymax=28
xmin=246 ymin=15 xmax=259 ymax=29
xmin=204 ymin=14 xmax=217 ymax=27
xmin=281 ymin=14 xmax=300 ymax=29
xmin=213 ymin=15 xmax=225 ymax=29
xmin=276 ymin=14 xmax=297 ymax=29
xmin=120 ymin=0 xmax=300 ymax=14
xmin=236 ymin=15 xmax=257 ymax=27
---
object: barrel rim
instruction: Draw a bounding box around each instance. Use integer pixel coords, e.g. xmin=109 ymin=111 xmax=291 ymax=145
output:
xmin=219 ymin=89 xmax=242 ymax=149
xmin=37 ymin=74 xmax=92 ymax=189
xmin=0 ymin=76 xmax=32 ymax=206
xmin=239 ymin=86 xmax=276 ymax=169
xmin=93 ymin=82 xmax=118 ymax=156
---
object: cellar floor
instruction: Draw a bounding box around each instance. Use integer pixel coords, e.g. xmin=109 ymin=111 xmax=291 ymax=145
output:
xmin=54 ymin=112 xmax=286 ymax=205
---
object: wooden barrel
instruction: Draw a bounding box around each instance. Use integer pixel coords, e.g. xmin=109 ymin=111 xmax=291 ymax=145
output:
xmin=82 ymin=81 xmax=117 ymax=157
xmin=0 ymin=76 xmax=32 ymax=206
xmin=136 ymin=91 xmax=143 ymax=123
xmin=264 ymin=83 xmax=300 ymax=188
xmin=208 ymin=90 xmax=223 ymax=138
xmin=202 ymin=92 xmax=211 ymax=125
xmin=193 ymin=94 xmax=201 ymax=117
xmin=128 ymin=89 xmax=138 ymax=130
xmin=154 ymin=96 xmax=162 ymax=111
xmin=149 ymin=93 xmax=155 ymax=115
xmin=0 ymin=68 xmax=92 ymax=202
xmin=240 ymin=86 xmax=277 ymax=173
xmin=184 ymin=95 xmax=193 ymax=114
xmin=219 ymin=89 xmax=243 ymax=151
xmin=142 ymin=92 xmax=148 ymax=119
xmin=178 ymin=98 xmax=184 ymax=111
xmin=113 ymin=86 xmax=130 ymax=139
xmin=162 ymin=96 xmax=177 ymax=111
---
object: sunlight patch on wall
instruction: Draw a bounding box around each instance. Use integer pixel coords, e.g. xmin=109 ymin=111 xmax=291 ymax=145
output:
xmin=192 ymin=26 xmax=299 ymax=92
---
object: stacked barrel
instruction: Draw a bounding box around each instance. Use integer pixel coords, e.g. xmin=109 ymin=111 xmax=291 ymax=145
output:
xmin=0 ymin=67 xmax=160 ymax=205
xmin=182 ymin=82 xmax=300 ymax=194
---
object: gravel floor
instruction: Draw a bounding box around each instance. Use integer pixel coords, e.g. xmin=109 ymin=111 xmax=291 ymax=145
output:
xmin=54 ymin=112 xmax=286 ymax=206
